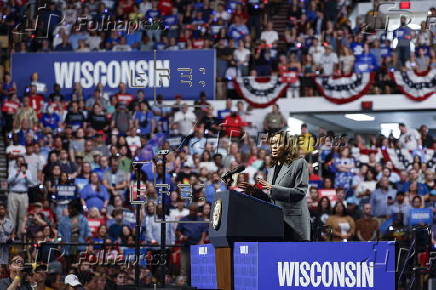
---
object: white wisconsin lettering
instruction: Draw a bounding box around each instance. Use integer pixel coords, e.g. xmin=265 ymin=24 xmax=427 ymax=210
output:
xmin=333 ymin=262 xmax=345 ymax=287
xmin=299 ymin=261 xmax=310 ymax=287
xmin=362 ymin=262 xmax=374 ymax=287
xmin=107 ymin=60 xmax=121 ymax=87
xmin=94 ymin=61 xmax=106 ymax=86
xmin=345 ymin=262 xmax=356 ymax=287
xmin=321 ymin=262 xmax=333 ymax=287
xmin=81 ymin=61 xmax=94 ymax=88
xmin=310 ymin=262 xmax=322 ymax=287
xmin=277 ymin=262 xmax=295 ymax=286
xmin=54 ymin=62 xmax=75 ymax=88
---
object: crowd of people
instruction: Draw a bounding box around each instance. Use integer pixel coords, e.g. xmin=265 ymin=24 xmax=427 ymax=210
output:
xmin=0 ymin=0 xmax=433 ymax=288
xmin=0 ymin=73 xmax=434 ymax=287
xmin=1 ymin=0 xmax=435 ymax=97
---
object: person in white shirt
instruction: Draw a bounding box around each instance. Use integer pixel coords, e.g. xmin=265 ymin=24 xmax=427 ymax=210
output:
xmin=167 ymin=37 xmax=180 ymax=50
xmin=30 ymin=72 xmax=47 ymax=94
xmin=214 ymin=3 xmax=230 ymax=22
xmin=339 ymin=46 xmax=355 ymax=74
xmin=233 ymin=40 xmax=250 ymax=76
xmin=260 ymin=22 xmax=278 ymax=45
xmin=112 ymin=37 xmax=132 ymax=52
xmin=126 ymin=127 xmax=142 ymax=155
xmin=24 ymin=144 xmax=43 ymax=185
xmin=398 ymin=123 xmax=421 ymax=151
xmin=139 ymin=0 xmax=152 ymax=14
xmin=63 ymin=3 xmax=78 ymax=25
xmin=87 ymin=31 xmax=102 ymax=51
xmin=144 ymin=203 xmax=174 ymax=245
xmin=416 ymin=21 xmax=432 ymax=47
xmin=173 ymin=104 xmax=197 ymax=136
xmin=6 ymin=135 xmax=26 ymax=161
xmin=308 ymin=38 xmax=325 ymax=67
xmin=321 ymin=45 xmax=338 ymax=76
xmin=169 ymin=199 xmax=189 ymax=235
xmin=76 ymin=39 xmax=91 ymax=52
xmin=52 ymin=28 xmax=70 ymax=48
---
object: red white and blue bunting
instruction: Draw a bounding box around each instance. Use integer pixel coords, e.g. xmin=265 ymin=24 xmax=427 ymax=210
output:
xmin=314 ymin=72 xmax=375 ymax=104
xmin=390 ymin=69 xmax=436 ymax=101
xmin=234 ymin=70 xmax=432 ymax=107
xmin=233 ymin=76 xmax=289 ymax=108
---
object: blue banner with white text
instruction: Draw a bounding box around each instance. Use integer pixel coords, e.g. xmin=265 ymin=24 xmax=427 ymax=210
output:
xmin=11 ymin=50 xmax=215 ymax=100
xmin=408 ymin=208 xmax=433 ymax=225
xmin=191 ymin=244 xmax=218 ymax=289
xmin=234 ymin=242 xmax=396 ymax=290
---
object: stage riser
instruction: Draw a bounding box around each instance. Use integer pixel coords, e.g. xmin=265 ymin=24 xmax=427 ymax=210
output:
xmin=191 ymin=242 xmax=396 ymax=290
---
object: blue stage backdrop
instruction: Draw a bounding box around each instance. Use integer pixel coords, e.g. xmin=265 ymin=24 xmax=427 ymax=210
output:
xmin=191 ymin=244 xmax=218 ymax=289
xmin=11 ymin=50 xmax=215 ymax=99
xmin=233 ymin=242 xmax=396 ymax=290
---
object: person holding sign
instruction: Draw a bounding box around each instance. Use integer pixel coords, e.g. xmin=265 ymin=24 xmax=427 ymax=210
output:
xmin=52 ymin=172 xmax=78 ymax=219
xmin=406 ymin=195 xmax=433 ymax=226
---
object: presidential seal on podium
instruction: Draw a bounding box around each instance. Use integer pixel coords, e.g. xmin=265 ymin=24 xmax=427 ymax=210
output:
xmin=212 ymin=199 xmax=222 ymax=230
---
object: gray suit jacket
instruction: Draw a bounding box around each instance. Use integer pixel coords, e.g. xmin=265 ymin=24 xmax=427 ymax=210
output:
xmin=254 ymin=158 xmax=311 ymax=241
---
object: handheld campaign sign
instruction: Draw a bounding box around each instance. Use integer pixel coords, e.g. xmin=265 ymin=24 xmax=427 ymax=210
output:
xmin=408 ymin=208 xmax=433 ymax=225
xmin=233 ymin=242 xmax=395 ymax=290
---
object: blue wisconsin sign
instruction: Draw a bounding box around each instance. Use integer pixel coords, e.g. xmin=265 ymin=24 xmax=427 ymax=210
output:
xmin=191 ymin=244 xmax=218 ymax=289
xmin=234 ymin=242 xmax=395 ymax=290
xmin=11 ymin=50 xmax=215 ymax=99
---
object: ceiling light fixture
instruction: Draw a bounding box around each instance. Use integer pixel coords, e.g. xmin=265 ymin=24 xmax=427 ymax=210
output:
xmin=344 ymin=114 xmax=375 ymax=121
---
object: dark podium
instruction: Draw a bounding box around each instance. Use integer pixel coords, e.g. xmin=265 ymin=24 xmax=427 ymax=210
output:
xmin=208 ymin=190 xmax=283 ymax=290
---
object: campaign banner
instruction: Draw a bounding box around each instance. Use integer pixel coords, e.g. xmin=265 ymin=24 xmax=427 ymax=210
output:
xmin=191 ymin=244 xmax=218 ymax=289
xmin=408 ymin=208 xmax=433 ymax=225
xmin=11 ymin=50 xmax=215 ymax=100
xmin=234 ymin=242 xmax=395 ymax=290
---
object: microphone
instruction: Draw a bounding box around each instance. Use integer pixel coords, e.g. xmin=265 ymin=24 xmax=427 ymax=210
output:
xmin=222 ymin=165 xmax=246 ymax=180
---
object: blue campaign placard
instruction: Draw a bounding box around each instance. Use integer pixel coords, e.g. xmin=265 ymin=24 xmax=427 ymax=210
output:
xmin=191 ymin=244 xmax=218 ymax=289
xmin=11 ymin=50 xmax=215 ymax=99
xmin=234 ymin=242 xmax=396 ymax=290
xmin=234 ymin=243 xmax=258 ymax=290
xmin=123 ymin=248 xmax=148 ymax=267
xmin=408 ymin=208 xmax=433 ymax=225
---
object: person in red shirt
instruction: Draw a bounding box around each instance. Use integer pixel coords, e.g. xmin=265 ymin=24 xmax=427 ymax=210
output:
xmin=192 ymin=37 xmax=205 ymax=49
xmin=2 ymin=93 xmax=20 ymax=132
xmin=87 ymin=207 xmax=106 ymax=236
xmin=119 ymin=0 xmax=135 ymax=14
xmin=27 ymin=85 xmax=45 ymax=118
xmin=232 ymin=4 xmax=249 ymax=24
xmin=222 ymin=111 xmax=248 ymax=139
xmin=113 ymin=82 xmax=135 ymax=106
xmin=158 ymin=0 xmax=172 ymax=16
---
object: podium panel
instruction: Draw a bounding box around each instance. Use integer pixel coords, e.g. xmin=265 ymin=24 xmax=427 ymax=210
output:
xmin=191 ymin=244 xmax=218 ymax=289
xmin=209 ymin=190 xmax=284 ymax=248
xmin=233 ymin=242 xmax=396 ymax=290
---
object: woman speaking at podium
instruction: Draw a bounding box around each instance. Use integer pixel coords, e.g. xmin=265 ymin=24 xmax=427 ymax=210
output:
xmin=239 ymin=128 xmax=311 ymax=242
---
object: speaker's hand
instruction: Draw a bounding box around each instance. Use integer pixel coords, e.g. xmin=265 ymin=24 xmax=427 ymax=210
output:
xmin=256 ymin=178 xmax=272 ymax=190
xmin=238 ymin=182 xmax=256 ymax=195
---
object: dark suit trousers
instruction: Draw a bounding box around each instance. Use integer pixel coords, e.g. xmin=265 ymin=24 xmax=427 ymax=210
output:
xmin=284 ymin=222 xmax=309 ymax=242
